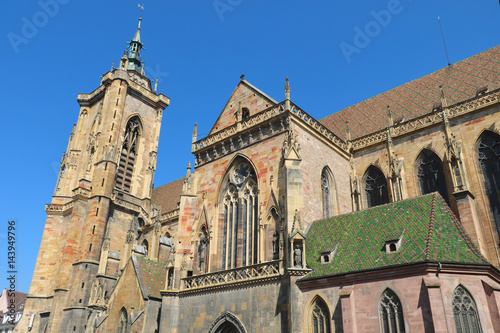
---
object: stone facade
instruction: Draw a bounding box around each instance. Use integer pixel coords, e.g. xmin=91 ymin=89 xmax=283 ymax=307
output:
xmin=16 ymin=25 xmax=500 ymax=333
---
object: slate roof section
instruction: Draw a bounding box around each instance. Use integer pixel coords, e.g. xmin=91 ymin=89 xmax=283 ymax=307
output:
xmin=135 ymin=257 xmax=167 ymax=299
xmin=302 ymin=193 xmax=488 ymax=280
xmin=151 ymin=177 xmax=184 ymax=213
xmin=319 ymin=45 xmax=500 ymax=140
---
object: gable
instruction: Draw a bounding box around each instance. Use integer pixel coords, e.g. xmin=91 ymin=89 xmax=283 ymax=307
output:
xmin=208 ymin=79 xmax=278 ymax=135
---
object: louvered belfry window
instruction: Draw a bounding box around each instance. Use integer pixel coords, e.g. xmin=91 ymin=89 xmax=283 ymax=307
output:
xmin=416 ymin=149 xmax=450 ymax=204
xmin=380 ymin=289 xmax=406 ymax=333
xmin=452 ymin=285 xmax=482 ymax=333
xmin=478 ymin=131 xmax=500 ymax=240
xmin=364 ymin=166 xmax=389 ymax=207
xmin=116 ymin=117 xmax=141 ymax=192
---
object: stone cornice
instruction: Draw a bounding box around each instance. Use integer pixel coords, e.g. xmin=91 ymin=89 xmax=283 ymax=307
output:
xmin=192 ymin=101 xmax=350 ymax=167
xmin=159 ymin=209 xmax=180 ymax=222
xmin=350 ymin=88 xmax=500 ymax=151
xmin=78 ymin=70 xmax=169 ymax=110
xmin=297 ymin=262 xmax=500 ymax=291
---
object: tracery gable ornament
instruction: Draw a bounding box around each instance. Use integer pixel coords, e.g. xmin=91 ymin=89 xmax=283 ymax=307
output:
xmin=282 ymin=129 xmax=301 ymax=162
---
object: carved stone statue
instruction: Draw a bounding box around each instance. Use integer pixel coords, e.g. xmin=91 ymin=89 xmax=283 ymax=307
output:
xmin=294 ymin=244 xmax=302 ymax=268
xmin=198 ymin=235 xmax=207 ymax=270
xmin=272 ymin=231 xmax=279 ymax=260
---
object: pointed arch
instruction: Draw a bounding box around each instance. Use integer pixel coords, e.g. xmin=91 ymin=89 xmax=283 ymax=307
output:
xmin=304 ymin=294 xmax=332 ymax=333
xmin=452 ymin=285 xmax=482 ymax=332
xmin=116 ymin=116 xmax=142 ymax=192
xmin=321 ymin=166 xmax=337 ymax=218
xmin=415 ymin=149 xmax=450 ymax=204
xmin=477 ymin=130 xmax=500 ymax=240
xmin=208 ymin=311 xmax=247 ymax=333
xmin=219 ymin=156 xmax=259 ymax=270
xmin=363 ymin=165 xmax=389 ymax=208
xmin=379 ymin=288 xmax=405 ymax=333
xmin=117 ymin=307 xmax=128 ymax=333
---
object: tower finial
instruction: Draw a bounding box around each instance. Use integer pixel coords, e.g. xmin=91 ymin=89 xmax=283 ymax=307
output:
xmin=285 ymin=77 xmax=290 ymax=110
xmin=126 ymin=8 xmax=145 ymax=73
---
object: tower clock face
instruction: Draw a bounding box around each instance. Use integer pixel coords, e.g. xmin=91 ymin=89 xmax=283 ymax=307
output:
xmin=232 ymin=163 xmax=250 ymax=185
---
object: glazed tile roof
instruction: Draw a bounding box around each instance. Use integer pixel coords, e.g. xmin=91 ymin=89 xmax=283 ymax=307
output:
xmin=151 ymin=177 xmax=184 ymax=213
xmin=135 ymin=257 xmax=167 ymax=299
xmin=303 ymin=193 xmax=488 ymax=280
xmin=319 ymin=45 xmax=500 ymax=140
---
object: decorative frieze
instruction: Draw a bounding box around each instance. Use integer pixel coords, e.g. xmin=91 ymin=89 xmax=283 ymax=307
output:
xmin=182 ymin=260 xmax=282 ymax=292
xmin=351 ymin=88 xmax=500 ymax=150
xmin=45 ymin=201 xmax=74 ymax=215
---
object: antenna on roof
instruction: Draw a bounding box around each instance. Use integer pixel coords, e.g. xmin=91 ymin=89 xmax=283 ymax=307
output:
xmin=438 ymin=16 xmax=451 ymax=66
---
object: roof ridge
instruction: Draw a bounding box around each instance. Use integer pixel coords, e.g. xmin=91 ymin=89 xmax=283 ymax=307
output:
xmin=425 ymin=193 xmax=438 ymax=261
xmin=435 ymin=193 xmax=488 ymax=262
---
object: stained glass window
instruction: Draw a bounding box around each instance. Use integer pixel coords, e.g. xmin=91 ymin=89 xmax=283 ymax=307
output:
xmin=417 ymin=149 xmax=450 ymax=204
xmin=380 ymin=289 xmax=405 ymax=333
xmin=452 ymin=285 xmax=482 ymax=333
xmin=478 ymin=131 xmax=500 ymax=240
xmin=312 ymin=298 xmax=330 ymax=333
xmin=364 ymin=166 xmax=389 ymax=207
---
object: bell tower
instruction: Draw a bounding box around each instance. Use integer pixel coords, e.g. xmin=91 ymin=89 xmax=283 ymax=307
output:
xmin=16 ymin=18 xmax=169 ymax=333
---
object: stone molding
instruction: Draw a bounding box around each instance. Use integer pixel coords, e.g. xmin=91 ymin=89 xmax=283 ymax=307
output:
xmin=192 ymin=101 xmax=350 ymax=166
xmin=181 ymin=260 xmax=283 ymax=294
xmin=351 ymin=88 xmax=500 ymax=150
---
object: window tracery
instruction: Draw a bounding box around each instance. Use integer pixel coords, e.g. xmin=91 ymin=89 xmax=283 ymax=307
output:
xmin=311 ymin=298 xmax=330 ymax=333
xmin=116 ymin=117 xmax=141 ymax=192
xmin=364 ymin=166 xmax=389 ymax=207
xmin=478 ymin=131 xmax=500 ymax=240
xmin=379 ymin=289 xmax=405 ymax=333
xmin=452 ymin=285 xmax=482 ymax=333
xmin=221 ymin=161 xmax=258 ymax=269
xmin=416 ymin=149 xmax=450 ymax=204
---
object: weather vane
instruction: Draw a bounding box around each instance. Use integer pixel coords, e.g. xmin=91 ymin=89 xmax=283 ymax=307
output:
xmin=138 ymin=3 xmax=144 ymax=17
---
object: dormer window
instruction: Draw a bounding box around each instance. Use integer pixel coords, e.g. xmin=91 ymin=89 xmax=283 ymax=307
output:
xmin=242 ymin=107 xmax=250 ymax=121
xmin=476 ymin=86 xmax=488 ymax=97
xmin=384 ymin=231 xmax=404 ymax=254
xmin=432 ymin=102 xmax=442 ymax=113
xmin=320 ymin=245 xmax=337 ymax=264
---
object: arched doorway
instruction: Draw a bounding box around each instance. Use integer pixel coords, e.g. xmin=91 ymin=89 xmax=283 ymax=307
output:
xmin=208 ymin=312 xmax=247 ymax=333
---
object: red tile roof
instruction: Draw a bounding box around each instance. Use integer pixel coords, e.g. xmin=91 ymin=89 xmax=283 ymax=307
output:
xmin=135 ymin=257 xmax=167 ymax=299
xmin=320 ymin=45 xmax=500 ymax=140
xmin=151 ymin=177 xmax=184 ymax=213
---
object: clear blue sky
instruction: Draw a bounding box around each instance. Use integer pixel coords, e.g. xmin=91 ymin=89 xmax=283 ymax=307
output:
xmin=2 ymin=1 xmax=500 ymax=293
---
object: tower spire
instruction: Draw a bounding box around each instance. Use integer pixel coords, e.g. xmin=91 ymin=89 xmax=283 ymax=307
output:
xmin=127 ymin=11 xmax=144 ymax=73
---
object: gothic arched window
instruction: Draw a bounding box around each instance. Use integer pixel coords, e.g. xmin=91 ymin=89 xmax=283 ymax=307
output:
xmin=221 ymin=161 xmax=258 ymax=269
xmin=379 ymin=289 xmax=405 ymax=333
xmin=321 ymin=168 xmax=333 ymax=219
xmin=118 ymin=307 xmax=128 ymax=333
xmin=478 ymin=131 xmax=500 ymax=240
xmin=311 ymin=298 xmax=330 ymax=333
xmin=416 ymin=149 xmax=450 ymax=204
xmin=452 ymin=285 xmax=482 ymax=333
xmin=116 ymin=117 xmax=141 ymax=192
xmin=364 ymin=166 xmax=389 ymax=208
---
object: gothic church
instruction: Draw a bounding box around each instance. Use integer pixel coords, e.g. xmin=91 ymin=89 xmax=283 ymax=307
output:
xmin=16 ymin=18 xmax=500 ymax=333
